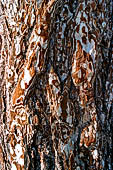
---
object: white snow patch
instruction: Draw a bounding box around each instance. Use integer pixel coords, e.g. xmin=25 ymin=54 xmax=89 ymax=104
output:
xmin=85 ymin=39 xmax=95 ymax=54
xmin=61 ymin=23 xmax=66 ymax=39
xmin=66 ymin=116 xmax=72 ymax=124
xmin=15 ymin=43 xmax=20 ymax=55
xmin=28 ymin=50 xmax=33 ymax=60
xmin=11 ymin=163 xmax=17 ymax=170
xmin=60 ymin=73 xmax=67 ymax=81
xmin=16 ymin=128 xmax=22 ymax=137
xmin=21 ymin=79 xmax=25 ymax=89
xmin=42 ymin=40 xmax=48 ymax=49
xmin=6 ymin=82 xmax=12 ymax=88
xmin=10 ymin=144 xmax=14 ymax=155
xmin=49 ymin=74 xmax=53 ymax=85
xmin=31 ymin=9 xmax=35 ymax=25
xmin=76 ymin=11 xmax=81 ymax=24
xmin=83 ymin=12 xmax=88 ymax=20
xmin=57 ymin=106 xmax=62 ymax=116
xmin=31 ymin=33 xmax=38 ymax=43
xmin=87 ymin=75 xmax=92 ymax=82
xmin=14 ymin=144 xmax=24 ymax=165
xmin=37 ymin=26 xmax=41 ymax=34
xmin=24 ymin=67 xmax=32 ymax=85
xmin=18 ymin=158 xmax=24 ymax=166
xmin=94 ymin=120 xmax=97 ymax=130
xmin=11 ymin=120 xmax=18 ymax=129
xmin=83 ymin=63 xmax=87 ymax=68
xmin=25 ymin=14 xmax=28 ymax=24
xmin=53 ymin=86 xmax=59 ymax=94
xmin=92 ymin=149 xmax=98 ymax=160
xmin=75 ymin=31 xmax=96 ymax=61
xmin=85 ymin=131 xmax=88 ymax=137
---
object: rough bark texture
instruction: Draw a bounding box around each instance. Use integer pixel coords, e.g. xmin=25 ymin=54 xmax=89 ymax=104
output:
xmin=0 ymin=0 xmax=113 ymax=169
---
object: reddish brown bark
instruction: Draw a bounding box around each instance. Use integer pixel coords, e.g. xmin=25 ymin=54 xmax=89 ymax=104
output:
xmin=0 ymin=0 xmax=112 ymax=169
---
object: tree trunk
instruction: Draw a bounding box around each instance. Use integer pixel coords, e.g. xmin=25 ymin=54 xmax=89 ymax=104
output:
xmin=0 ymin=0 xmax=112 ymax=169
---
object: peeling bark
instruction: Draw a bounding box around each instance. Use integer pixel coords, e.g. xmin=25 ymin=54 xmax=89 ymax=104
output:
xmin=0 ymin=0 xmax=112 ymax=169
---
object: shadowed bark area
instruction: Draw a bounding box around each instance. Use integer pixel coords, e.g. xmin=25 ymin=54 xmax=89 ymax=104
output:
xmin=0 ymin=0 xmax=112 ymax=169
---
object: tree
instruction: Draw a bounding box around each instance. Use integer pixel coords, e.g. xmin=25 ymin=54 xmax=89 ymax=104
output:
xmin=0 ymin=0 xmax=112 ymax=169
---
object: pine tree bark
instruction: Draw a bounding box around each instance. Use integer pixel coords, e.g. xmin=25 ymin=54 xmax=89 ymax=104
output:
xmin=0 ymin=0 xmax=112 ymax=169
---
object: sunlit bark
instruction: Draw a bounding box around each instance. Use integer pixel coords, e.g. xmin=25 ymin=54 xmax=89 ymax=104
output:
xmin=0 ymin=0 xmax=112 ymax=169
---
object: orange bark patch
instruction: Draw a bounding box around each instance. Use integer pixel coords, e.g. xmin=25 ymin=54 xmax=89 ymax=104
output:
xmin=12 ymin=80 xmax=24 ymax=105
xmin=91 ymin=2 xmax=96 ymax=10
xmin=33 ymin=115 xmax=39 ymax=125
xmin=80 ymin=125 xmax=96 ymax=147
xmin=79 ymin=4 xmax=83 ymax=10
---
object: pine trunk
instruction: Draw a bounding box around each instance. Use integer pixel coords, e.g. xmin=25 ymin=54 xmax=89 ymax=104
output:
xmin=0 ymin=0 xmax=112 ymax=169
